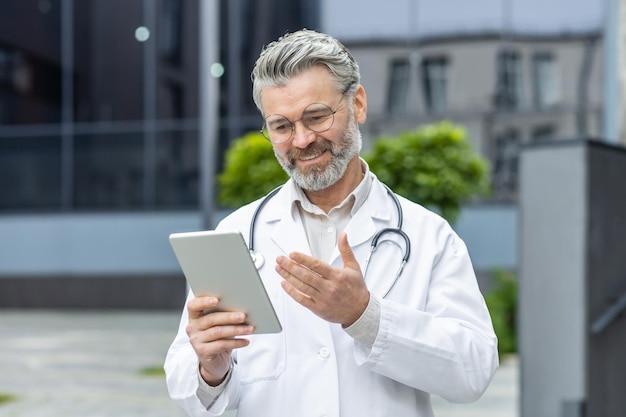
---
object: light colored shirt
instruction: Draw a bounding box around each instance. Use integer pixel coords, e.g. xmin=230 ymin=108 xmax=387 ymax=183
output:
xmin=291 ymin=160 xmax=380 ymax=346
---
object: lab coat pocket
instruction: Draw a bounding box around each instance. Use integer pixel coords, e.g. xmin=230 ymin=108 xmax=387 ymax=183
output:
xmin=237 ymin=288 xmax=286 ymax=384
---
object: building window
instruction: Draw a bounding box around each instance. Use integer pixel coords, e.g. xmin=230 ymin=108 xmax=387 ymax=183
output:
xmin=387 ymin=58 xmax=410 ymax=115
xmin=492 ymin=127 xmax=520 ymax=197
xmin=73 ymin=133 xmax=145 ymax=209
xmin=160 ymin=0 xmax=183 ymax=65
xmin=495 ymin=50 xmax=523 ymax=110
xmin=421 ymin=56 xmax=448 ymax=113
xmin=531 ymin=124 xmax=557 ymax=141
xmin=0 ymin=136 xmax=62 ymax=210
xmin=533 ymin=53 xmax=560 ymax=109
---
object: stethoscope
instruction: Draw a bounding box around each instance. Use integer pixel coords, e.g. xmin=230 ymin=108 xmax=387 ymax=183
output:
xmin=248 ymin=184 xmax=411 ymax=297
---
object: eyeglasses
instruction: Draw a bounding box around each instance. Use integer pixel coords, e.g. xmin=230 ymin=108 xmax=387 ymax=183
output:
xmin=260 ymin=84 xmax=353 ymax=144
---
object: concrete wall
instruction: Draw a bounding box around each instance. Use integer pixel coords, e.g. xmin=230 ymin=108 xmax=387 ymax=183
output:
xmin=586 ymin=143 xmax=626 ymax=417
xmin=519 ymin=140 xmax=587 ymax=417
xmin=519 ymin=139 xmax=626 ymax=417
xmin=0 ymin=212 xmax=202 ymax=275
xmin=0 ymin=212 xmax=203 ymax=309
xmin=0 ymin=205 xmax=516 ymax=308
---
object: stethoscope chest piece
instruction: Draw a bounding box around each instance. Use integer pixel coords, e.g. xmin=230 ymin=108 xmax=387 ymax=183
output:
xmin=250 ymin=250 xmax=265 ymax=269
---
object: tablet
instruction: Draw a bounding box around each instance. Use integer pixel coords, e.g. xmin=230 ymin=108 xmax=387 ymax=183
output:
xmin=168 ymin=229 xmax=282 ymax=334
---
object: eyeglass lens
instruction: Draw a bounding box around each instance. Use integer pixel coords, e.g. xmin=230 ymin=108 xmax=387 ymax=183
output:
xmin=262 ymin=103 xmax=335 ymax=144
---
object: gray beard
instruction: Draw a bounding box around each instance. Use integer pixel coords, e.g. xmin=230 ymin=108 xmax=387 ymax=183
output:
xmin=275 ymin=121 xmax=362 ymax=191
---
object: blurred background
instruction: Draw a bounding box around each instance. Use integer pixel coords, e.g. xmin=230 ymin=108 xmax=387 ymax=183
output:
xmin=1 ymin=1 xmax=625 ymax=416
xmin=0 ymin=0 xmax=616 ymax=306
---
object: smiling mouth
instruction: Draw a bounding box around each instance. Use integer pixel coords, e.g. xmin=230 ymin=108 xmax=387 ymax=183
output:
xmin=290 ymin=147 xmax=330 ymax=164
xmin=299 ymin=151 xmax=325 ymax=161
xmin=287 ymin=141 xmax=332 ymax=165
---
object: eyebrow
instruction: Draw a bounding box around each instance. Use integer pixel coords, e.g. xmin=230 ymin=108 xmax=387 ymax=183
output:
xmin=266 ymin=117 xmax=289 ymax=127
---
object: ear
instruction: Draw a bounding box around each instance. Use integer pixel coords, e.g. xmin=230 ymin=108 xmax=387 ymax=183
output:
xmin=352 ymin=84 xmax=367 ymax=124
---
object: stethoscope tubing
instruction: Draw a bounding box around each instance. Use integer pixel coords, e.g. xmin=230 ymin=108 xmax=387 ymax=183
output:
xmin=248 ymin=183 xmax=411 ymax=295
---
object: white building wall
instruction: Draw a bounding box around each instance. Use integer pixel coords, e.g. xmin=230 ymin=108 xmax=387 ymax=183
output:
xmin=0 ymin=213 xmax=203 ymax=275
xmin=321 ymin=0 xmax=602 ymax=40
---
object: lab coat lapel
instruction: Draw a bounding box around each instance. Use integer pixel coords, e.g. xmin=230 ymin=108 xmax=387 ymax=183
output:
xmin=265 ymin=185 xmax=311 ymax=257
xmin=328 ymin=179 xmax=394 ymax=266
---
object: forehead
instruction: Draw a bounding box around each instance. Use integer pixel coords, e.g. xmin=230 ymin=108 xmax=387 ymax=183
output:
xmin=260 ymin=66 xmax=339 ymax=117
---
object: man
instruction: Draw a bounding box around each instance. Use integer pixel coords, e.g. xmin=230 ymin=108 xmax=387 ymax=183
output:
xmin=165 ymin=29 xmax=498 ymax=417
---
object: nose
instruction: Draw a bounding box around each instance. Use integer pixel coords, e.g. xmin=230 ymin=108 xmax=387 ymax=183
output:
xmin=290 ymin=119 xmax=317 ymax=148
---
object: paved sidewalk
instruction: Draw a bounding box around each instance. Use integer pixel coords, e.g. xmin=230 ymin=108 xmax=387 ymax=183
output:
xmin=0 ymin=310 xmax=518 ymax=417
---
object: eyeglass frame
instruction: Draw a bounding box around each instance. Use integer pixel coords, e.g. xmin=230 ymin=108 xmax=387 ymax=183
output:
xmin=260 ymin=82 xmax=355 ymax=144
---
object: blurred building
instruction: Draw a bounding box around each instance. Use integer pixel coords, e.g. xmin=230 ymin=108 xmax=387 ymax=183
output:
xmin=0 ymin=0 xmax=617 ymax=308
xmin=0 ymin=0 xmax=318 ymax=308
xmin=323 ymin=0 xmax=607 ymax=201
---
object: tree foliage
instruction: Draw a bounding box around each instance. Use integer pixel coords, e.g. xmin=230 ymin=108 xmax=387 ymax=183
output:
xmin=484 ymin=268 xmax=518 ymax=356
xmin=363 ymin=121 xmax=490 ymax=222
xmin=217 ymin=121 xmax=490 ymax=222
xmin=217 ymin=131 xmax=288 ymax=208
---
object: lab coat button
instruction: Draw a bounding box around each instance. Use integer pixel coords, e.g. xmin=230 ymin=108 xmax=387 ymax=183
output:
xmin=319 ymin=347 xmax=331 ymax=358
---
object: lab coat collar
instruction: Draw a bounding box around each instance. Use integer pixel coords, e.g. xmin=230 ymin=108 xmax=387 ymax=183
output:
xmin=262 ymin=180 xmax=312 ymax=256
xmin=259 ymin=176 xmax=395 ymax=264
xmin=331 ymin=175 xmax=394 ymax=264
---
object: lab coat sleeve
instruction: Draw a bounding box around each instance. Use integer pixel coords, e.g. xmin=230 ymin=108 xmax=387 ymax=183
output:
xmin=353 ymin=228 xmax=499 ymax=403
xmin=164 ymin=292 xmax=242 ymax=416
xmin=164 ymin=206 xmax=266 ymax=416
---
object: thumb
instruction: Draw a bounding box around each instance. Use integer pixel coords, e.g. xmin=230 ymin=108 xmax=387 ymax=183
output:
xmin=338 ymin=233 xmax=360 ymax=272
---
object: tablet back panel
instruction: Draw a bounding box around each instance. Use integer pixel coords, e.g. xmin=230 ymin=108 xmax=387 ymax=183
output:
xmin=169 ymin=230 xmax=282 ymax=334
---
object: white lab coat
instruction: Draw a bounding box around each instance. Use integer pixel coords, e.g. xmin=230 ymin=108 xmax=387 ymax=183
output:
xmin=165 ymin=176 xmax=498 ymax=417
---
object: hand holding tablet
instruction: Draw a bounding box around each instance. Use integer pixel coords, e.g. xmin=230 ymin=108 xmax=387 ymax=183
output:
xmin=169 ymin=229 xmax=282 ymax=334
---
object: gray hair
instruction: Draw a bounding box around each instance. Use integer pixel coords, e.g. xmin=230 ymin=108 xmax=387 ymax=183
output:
xmin=251 ymin=29 xmax=360 ymax=113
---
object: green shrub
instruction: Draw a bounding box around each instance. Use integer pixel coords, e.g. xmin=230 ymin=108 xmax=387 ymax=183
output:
xmin=138 ymin=366 xmax=166 ymax=377
xmin=217 ymin=131 xmax=288 ymax=208
xmin=217 ymin=121 xmax=490 ymax=219
xmin=484 ymin=269 xmax=518 ymax=356
xmin=0 ymin=393 xmax=17 ymax=405
xmin=363 ymin=120 xmax=490 ymax=222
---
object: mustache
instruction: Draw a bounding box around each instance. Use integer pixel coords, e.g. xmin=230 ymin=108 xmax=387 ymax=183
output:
xmin=286 ymin=141 xmax=333 ymax=163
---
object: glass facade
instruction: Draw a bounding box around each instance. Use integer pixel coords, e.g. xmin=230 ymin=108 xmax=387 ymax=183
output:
xmin=0 ymin=0 xmax=200 ymax=212
xmin=0 ymin=0 xmax=319 ymax=213
xmin=0 ymin=1 xmax=62 ymax=125
xmin=0 ymin=134 xmax=62 ymax=210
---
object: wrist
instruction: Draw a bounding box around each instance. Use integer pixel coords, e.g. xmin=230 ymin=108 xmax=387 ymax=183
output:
xmin=199 ymin=364 xmax=229 ymax=387
xmin=342 ymin=292 xmax=371 ymax=328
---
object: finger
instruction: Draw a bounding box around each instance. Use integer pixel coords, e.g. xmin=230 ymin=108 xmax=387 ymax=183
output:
xmin=200 ymin=311 xmax=248 ymax=328
xmin=187 ymin=312 xmax=254 ymax=343
xmin=193 ymin=331 xmax=252 ymax=362
xmin=285 ymin=251 xmax=336 ymax=279
xmin=337 ymin=233 xmax=361 ymax=272
xmin=199 ymin=322 xmax=255 ymax=343
xmin=187 ymin=296 xmax=219 ymax=319
xmin=280 ymin=278 xmax=316 ymax=307
xmin=187 ymin=307 xmax=249 ymax=334
xmin=275 ymin=257 xmax=322 ymax=296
